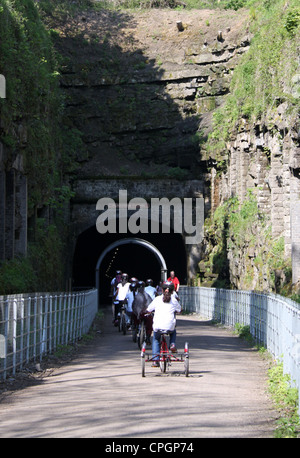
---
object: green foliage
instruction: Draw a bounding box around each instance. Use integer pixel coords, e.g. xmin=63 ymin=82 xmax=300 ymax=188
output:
xmin=234 ymin=323 xmax=256 ymax=345
xmin=0 ymin=0 xmax=84 ymax=293
xmin=167 ymin=167 xmax=189 ymax=181
xmin=0 ymin=257 xmax=37 ymax=295
xmin=227 ymin=190 xmax=260 ymax=249
xmin=284 ymin=7 xmax=300 ymax=35
xmin=0 ymin=218 xmax=67 ymax=295
xmin=0 ymin=0 xmax=80 ymax=212
xmin=28 ymin=220 xmax=64 ymax=292
xmin=268 ymin=361 xmax=300 ymax=438
xmin=203 ymin=190 xmax=292 ymax=292
xmin=38 ymin=0 xmax=94 ymax=16
xmin=223 ymin=0 xmax=247 ymax=11
xmin=207 ymin=0 xmax=300 ymax=161
xmin=88 ymin=0 xmax=257 ymax=11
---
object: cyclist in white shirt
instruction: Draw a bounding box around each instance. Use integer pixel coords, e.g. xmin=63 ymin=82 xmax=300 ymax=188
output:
xmin=146 ymin=282 xmax=181 ymax=366
xmin=113 ymin=273 xmax=130 ymax=326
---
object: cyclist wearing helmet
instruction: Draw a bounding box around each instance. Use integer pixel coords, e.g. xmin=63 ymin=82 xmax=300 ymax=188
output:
xmin=132 ymin=281 xmax=153 ymax=345
xmin=125 ymin=282 xmax=138 ymax=329
xmin=145 ymin=279 xmax=157 ymax=300
xmin=162 ymin=280 xmax=179 ymax=304
xmin=111 ymin=270 xmax=122 ymax=294
xmin=110 ymin=270 xmax=122 ymax=321
xmin=113 ymin=273 xmax=130 ymax=326
xmin=146 ymin=282 xmax=181 ymax=365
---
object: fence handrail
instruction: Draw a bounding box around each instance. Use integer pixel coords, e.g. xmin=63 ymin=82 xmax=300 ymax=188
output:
xmin=0 ymin=289 xmax=98 ymax=380
xmin=179 ymin=286 xmax=300 ymax=416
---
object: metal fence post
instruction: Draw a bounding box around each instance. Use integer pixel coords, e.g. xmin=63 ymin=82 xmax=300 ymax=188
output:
xmin=3 ymin=300 xmax=9 ymax=379
xmin=26 ymin=297 xmax=31 ymax=364
xmin=20 ymin=297 xmax=24 ymax=370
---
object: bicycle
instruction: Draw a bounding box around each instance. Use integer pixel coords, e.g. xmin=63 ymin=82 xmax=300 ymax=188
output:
xmin=141 ymin=331 xmax=189 ymax=377
xmin=132 ymin=312 xmax=152 ymax=349
xmin=119 ymin=304 xmax=127 ymax=335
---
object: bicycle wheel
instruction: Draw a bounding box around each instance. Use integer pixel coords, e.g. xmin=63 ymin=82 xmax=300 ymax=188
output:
xmin=132 ymin=324 xmax=137 ymax=342
xmin=121 ymin=312 xmax=126 ymax=335
xmin=138 ymin=321 xmax=146 ymax=350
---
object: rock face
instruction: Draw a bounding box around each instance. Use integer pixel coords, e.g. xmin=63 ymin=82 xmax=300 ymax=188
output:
xmin=54 ymin=8 xmax=255 ymax=284
xmin=209 ymin=101 xmax=300 ymax=289
xmin=56 ymin=9 xmax=251 ymax=178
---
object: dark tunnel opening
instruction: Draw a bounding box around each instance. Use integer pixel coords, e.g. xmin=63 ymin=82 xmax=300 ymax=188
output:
xmin=72 ymin=225 xmax=187 ymax=305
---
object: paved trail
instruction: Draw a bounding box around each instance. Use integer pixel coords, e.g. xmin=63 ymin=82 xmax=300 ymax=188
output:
xmin=0 ymin=310 xmax=276 ymax=438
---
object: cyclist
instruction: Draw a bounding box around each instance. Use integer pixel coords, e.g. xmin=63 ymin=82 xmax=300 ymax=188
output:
xmin=146 ymin=282 xmax=181 ymax=367
xmin=111 ymin=270 xmax=122 ymax=296
xmin=132 ymin=281 xmax=153 ymax=345
xmin=162 ymin=280 xmax=180 ymax=304
xmin=145 ymin=279 xmax=157 ymax=300
xmin=125 ymin=281 xmax=138 ymax=329
xmin=168 ymin=271 xmax=180 ymax=293
xmin=113 ymin=273 xmax=130 ymax=326
xmin=156 ymin=281 xmax=163 ymax=296
xmin=110 ymin=270 xmax=122 ymax=321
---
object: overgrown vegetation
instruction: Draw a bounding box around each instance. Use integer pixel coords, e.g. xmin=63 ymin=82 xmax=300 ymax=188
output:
xmin=201 ymin=190 xmax=292 ymax=292
xmin=208 ymin=0 xmax=300 ymax=161
xmin=268 ymin=361 xmax=300 ymax=438
xmin=0 ymin=0 xmax=84 ymax=294
xmin=84 ymin=0 xmax=256 ymax=11
xmin=233 ymin=323 xmax=300 ymax=438
xmin=0 ymin=0 xmax=81 ymax=211
xmin=34 ymin=0 xmax=259 ymax=12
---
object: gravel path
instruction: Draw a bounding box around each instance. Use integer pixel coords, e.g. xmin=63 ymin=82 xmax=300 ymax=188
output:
xmin=0 ymin=311 xmax=276 ymax=438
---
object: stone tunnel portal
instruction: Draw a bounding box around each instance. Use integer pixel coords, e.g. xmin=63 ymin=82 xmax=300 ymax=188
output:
xmin=72 ymin=225 xmax=187 ymax=305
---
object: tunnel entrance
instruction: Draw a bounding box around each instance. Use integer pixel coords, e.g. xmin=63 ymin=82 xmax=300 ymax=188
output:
xmin=72 ymin=226 xmax=187 ymax=305
xmin=95 ymin=238 xmax=167 ymax=304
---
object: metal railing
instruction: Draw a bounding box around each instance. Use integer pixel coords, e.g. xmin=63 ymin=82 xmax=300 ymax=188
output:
xmin=180 ymin=286 xmax=300 ymax=416
xmin=0 ymin=289 xmax=98 ymax=380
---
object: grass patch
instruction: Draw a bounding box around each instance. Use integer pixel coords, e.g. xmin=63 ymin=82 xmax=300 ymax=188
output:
xmin=233 ymin=323 xmax=300 ymax=438
xmin=268 ymin=361 xmax=300 ymax=438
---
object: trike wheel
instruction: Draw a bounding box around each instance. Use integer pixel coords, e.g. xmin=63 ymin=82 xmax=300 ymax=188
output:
xmin=160 ymin=357 xmax=167 ymax=373
xmin=184 ymin=356 xmax=189 ymax=377
xmin=184 ymin=342 xmax=189 ymax=377
xmin=141 ymin=357 xmax=145 ymax=377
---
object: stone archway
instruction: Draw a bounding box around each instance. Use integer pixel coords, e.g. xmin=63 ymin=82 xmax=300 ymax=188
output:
xmin=95 ymin=237 xmax=168 ymax=304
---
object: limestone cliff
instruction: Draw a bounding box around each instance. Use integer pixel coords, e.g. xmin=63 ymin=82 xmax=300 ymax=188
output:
xmin=52 ymin=8 xmax=250 ymax=178
xmin=201 ymin=0 xmax=300 ymax=293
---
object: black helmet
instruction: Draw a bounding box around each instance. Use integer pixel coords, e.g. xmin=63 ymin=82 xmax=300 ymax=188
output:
xmin=116 ymin=270 xmax=122 ymax=275
xmin=162 ymin=281 xmax=174 ymax=292
xmin=121 ymin=273 xmax=128 ymax=281
xmin=146 ymin=279 xmax=153 ymax=286
xmin=130 ymin=277 xmax=138 ymax=283
xmin=138 ymin=280 xmax=145 ymax=288
xmin=130 ymin=282 xmax=137 ymax=291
